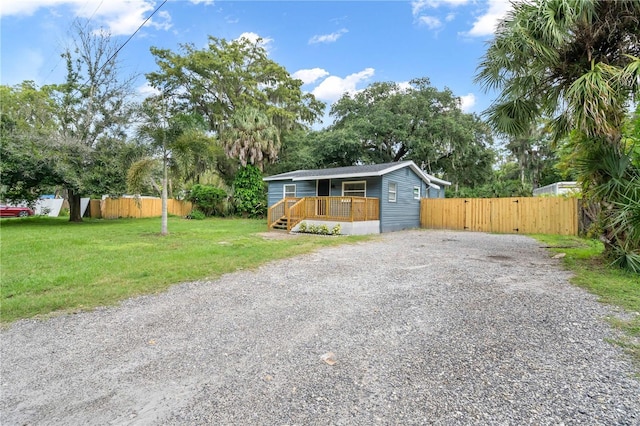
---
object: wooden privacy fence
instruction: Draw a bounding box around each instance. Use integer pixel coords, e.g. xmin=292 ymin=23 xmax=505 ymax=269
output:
xmin=420 ymin=197 xmax=579 ymax=235
xmin=89 ymin=198 xmax=193 ymax=219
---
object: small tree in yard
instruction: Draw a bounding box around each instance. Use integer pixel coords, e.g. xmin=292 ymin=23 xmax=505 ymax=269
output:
xmin=233 ymin=165 xmax=267 ymax=218
xmin=129 ymin=98 xmax=216 ymax=235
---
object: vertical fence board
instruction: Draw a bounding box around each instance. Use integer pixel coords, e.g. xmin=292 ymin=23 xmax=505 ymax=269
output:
xmin=421 ymin=197 xmax=578 ymax=235
xmin=87 ymin=200 xmax=102 ymax=218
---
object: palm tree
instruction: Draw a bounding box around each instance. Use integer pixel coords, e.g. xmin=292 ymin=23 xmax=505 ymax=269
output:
xmin=476 ymin=0 xmax=640 ymax=270
xmin=221 ymin=106 xmax=280 ymax=171
xmin=129 ymin=97 xmax=216 ymax=235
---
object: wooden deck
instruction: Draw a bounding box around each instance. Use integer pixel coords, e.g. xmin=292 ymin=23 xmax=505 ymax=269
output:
xmin=268 ymin=197 xmax=380 ymax=231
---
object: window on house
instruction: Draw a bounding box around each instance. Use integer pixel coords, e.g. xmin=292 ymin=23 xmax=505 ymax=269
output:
xmin=284 ymin=184 xmax=296 ymax=198
xmin=413 ymin=186 xmax=421 ymax=199
xmin=388 ymin=182 xmax=397 ymax=202
xmin=342 ymin=181 xmax=366 ymax=197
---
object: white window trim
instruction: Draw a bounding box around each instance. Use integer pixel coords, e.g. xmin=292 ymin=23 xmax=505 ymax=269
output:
xmin=388 ymin=182 xmax=397 ymax=203
xmin=342 ymin=180 xmax=366 ymax=197
xmin=283 ymin=184 xmax=296 ymax=198
xmin=413 ymin=186 xmax=421 ymax=200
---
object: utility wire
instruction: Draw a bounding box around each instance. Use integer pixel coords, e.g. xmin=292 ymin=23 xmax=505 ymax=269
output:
xmin=95 ymin=0 xmax=168 ymax=78
xmin=44 ymin=0 xmax=167 ymax=91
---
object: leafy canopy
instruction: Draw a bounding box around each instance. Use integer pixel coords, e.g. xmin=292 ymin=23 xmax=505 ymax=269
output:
xmin=146 ymin=36 xmax=325 ymax=136
xmin=328 ymin=77 xmax=494 ymax=190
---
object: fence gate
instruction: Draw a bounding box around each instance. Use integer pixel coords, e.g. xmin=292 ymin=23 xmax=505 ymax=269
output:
xmin=420 ymin=197 xmax=578 ymax=236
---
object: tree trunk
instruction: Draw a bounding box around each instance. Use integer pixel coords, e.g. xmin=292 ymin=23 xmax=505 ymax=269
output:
xmin=161 ymin=152 xmax=168 ymax=236
xmin=68 ymin=189 xmax=83 ymax=222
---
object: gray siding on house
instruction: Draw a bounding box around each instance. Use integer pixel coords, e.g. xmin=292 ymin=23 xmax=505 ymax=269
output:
xmin=379 ymin=168 xmax=424 ymax=232
xmin=268 ymin=177 xmax=383 ymax=206
xmin=325 ymin=177 xmax=381 ymax=198
xmin=266 ymin=180 xmax=317 ymax=207
xmin=427 ymin=186 xmax=445 ymax=198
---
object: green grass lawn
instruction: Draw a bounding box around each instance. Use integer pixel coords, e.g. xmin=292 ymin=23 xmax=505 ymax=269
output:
xmin=534 ymin=234 xmax=640 ymax=363
xmin=0 ymin=216 xmax=371 ymax=324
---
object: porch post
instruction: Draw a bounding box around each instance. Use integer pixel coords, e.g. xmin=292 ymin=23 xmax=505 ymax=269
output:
xmin=286 ymin=198 xmax=291 ymax=231
xmin=350 ymin=197 xmax=354 ymax=222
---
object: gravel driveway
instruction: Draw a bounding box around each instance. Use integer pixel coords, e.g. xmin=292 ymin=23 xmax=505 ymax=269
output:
xmin=2 ymin=230 xmax=639 ymax=425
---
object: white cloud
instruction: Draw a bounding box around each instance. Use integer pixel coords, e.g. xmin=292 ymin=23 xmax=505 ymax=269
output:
xmin=147 ymin=10 xmax=172 ymax=31
xmin=418 ymin=16 xmax=442 ymax=30
xmin=188 ymin=0 xmax=214 ymax=5
xmin=136 ymin=82 xmax=160 ymax=99
xmin=397 ymin=81 xmax=412 ymax=92
xmin=0 ymin=0 xmax=61 ymax=16
xmin=465 ymin=0 xmax=511 ymax=37
xmin=411 ymin=0 xmax=469 ymax=16
xmin=0 ymin=0 xmax=173 ymax=36
xmin=292 ymin=68 xmax=330 ymax=85
xmin=311 ymin=68 xmax=375 ymax=103
xmin=309 ymin=29 xmax=348 ymax=45
xmin=412 ymin=0 xmax=467 ymax=32
xmin=237 ymin=32 xmax=274 ymax=51
xmin=459 ymin=93 xmax=476 ymax=112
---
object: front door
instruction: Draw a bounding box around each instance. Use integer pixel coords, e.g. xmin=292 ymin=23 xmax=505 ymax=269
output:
xmin=317 ymin=179 xmax=330 ymax=216
xmin=317 ymin=179 xmax=330 ymax=196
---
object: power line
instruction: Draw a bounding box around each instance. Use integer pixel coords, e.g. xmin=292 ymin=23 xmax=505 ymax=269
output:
xmin=43 ymin=0 xmax=167 ymax=89
xmin=95 ymin=0 xmax=168 ymax=78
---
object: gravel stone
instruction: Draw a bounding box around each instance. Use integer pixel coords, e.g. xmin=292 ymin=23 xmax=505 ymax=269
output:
xmin=2 ymin=230 xmax=639 ymax=425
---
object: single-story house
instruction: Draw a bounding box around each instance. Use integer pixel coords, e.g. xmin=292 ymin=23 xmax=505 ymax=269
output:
xmin=264 ymin=161 xmax=451 ymax=234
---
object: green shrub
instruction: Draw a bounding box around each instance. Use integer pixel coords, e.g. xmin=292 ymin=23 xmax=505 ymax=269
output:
xmin=296 ymin=222 xmax=341 ymax=236
xmin=188 ymin=209 xmax=206 ymax=220
xmin=233 ymin=165 xmax=267 ymax=218
xmin=187 ymin=184 xmax=227 ymax=216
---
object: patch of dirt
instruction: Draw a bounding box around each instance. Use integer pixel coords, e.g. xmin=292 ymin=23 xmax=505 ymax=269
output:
xmin=256 ymin=231 xmax=298 ymax=239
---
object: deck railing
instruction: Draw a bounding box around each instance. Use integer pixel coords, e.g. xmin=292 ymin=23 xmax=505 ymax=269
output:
xmin=268 ymin=196 xmax=379 ymax=231
xmin=267 ymin=197 xmax=301 ymax=226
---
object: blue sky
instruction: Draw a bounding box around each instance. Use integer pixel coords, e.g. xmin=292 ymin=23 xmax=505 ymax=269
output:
xmin=1 ymin=0 xmax=511 ymax=125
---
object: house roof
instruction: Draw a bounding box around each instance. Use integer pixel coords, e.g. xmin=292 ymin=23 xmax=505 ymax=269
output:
xmin=263 ymin=161 xmax=451 ymax=188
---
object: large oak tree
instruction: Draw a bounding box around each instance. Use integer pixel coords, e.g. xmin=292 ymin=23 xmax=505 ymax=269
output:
xmin=328 ymin=78 xmax=495 ymax=192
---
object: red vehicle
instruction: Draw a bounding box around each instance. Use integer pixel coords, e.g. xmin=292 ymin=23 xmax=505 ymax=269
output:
xmin=0 ymin=205 xmax=34 ymax=217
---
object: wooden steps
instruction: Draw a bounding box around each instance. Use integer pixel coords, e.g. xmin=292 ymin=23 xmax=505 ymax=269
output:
xmin=271 ymin=216 xmax=289 ymax=231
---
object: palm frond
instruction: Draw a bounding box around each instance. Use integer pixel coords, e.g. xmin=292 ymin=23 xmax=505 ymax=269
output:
xmin=485 ymin=98 xmax=539 ymax=136
xmin=126 ymin=157 xmax=159 ymax=194
xmin=564 ymin=62 xmax=625 ymax=139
